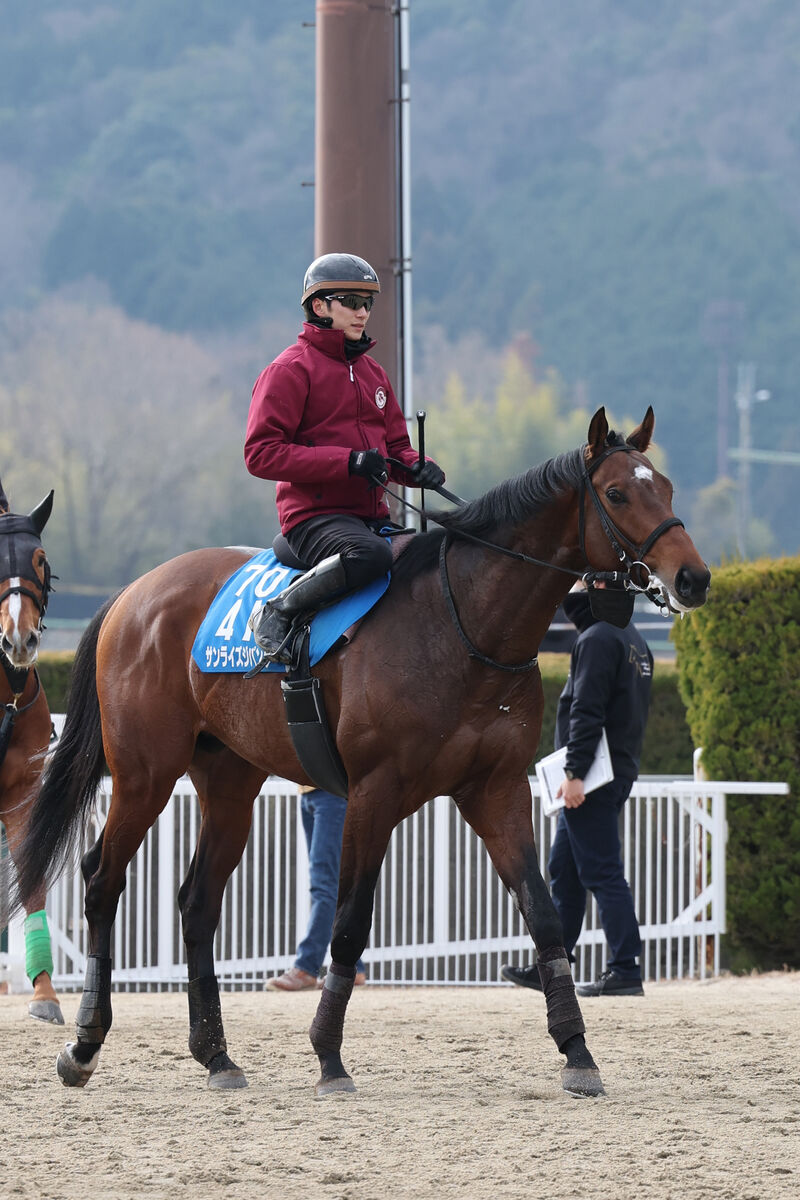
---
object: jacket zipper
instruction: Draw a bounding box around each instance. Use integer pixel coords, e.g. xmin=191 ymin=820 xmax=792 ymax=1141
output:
xmin=349 ymin=360 xmax=380 ymax=515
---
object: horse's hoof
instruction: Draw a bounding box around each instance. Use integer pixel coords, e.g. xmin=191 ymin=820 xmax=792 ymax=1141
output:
xmin=208 ymin=1068 xmax=248 ymax=1090
xmin=29 ymin=999 xmax=65 ymax=1025
xmin=315 ymin=1074 xmax=356 ymax=1099
xmin=561 ymin=1065 xmax=606 ymax=1098
xmin=56 ymin=1043 xmax=100 ymax=1088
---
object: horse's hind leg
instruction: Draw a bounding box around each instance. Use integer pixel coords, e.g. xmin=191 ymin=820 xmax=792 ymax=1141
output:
xmin=57 ymin=769 xmax=177 ymax=1088
xmin=458 ymin=779 xmax=605 ymax=1099
xmin=179 ymin=751 xmax=265 ymax=1090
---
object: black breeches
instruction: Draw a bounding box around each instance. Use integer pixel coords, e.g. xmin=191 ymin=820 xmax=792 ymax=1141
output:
xmin=286 ymin=514 xmax=393 ymax=591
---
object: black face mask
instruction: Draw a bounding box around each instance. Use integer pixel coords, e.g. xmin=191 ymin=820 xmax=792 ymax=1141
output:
xmin=587 ymin=583 xmax=635 ymax=629
xmin=0 ymin=516 xmax=44 ymax=591
xmin=562 ymin=591 xmax=594 ymax=630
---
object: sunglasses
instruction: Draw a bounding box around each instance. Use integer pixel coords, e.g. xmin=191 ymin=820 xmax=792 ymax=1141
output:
xmin=326 ymin=292 xmax=375 ymax=312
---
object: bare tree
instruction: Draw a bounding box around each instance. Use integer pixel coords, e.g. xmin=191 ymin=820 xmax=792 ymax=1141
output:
xmin=0 ymin=297 xmax=266 ymax=585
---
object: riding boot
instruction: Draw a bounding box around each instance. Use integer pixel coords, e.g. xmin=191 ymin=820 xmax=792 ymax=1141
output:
xmin=249 ymin=554 xmax=348 ymax=664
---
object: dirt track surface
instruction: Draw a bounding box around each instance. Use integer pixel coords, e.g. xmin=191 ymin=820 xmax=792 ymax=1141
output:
xmin=2 ymin=973 xmax=798 ymax=1200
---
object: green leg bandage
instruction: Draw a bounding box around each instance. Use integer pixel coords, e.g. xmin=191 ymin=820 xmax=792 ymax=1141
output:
xmin=24 ymin=910 xmax=54 ymax=984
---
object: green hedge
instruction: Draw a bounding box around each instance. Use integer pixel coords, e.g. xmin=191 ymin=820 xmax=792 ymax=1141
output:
xmin=672 ymin=557 xmax=800 ymax=971
xmin=36 ymin=652 xmax=74 ymax=713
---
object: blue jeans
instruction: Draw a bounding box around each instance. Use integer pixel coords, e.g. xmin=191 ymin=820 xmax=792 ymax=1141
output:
xmin=295 ymin=789 xmax=365 ymax=977
xmin=547 ymin=777 xmax=642 ymax=979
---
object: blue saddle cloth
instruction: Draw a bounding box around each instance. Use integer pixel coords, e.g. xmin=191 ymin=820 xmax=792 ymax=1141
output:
xmin=191 ymin=548 xmax=390 ymax=674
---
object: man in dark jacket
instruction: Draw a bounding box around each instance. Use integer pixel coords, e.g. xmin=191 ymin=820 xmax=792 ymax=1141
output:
xmin=501 ymin=580 xmax=653 ymax=996
xmin=244 ymin=251 xmax=445 ymax=663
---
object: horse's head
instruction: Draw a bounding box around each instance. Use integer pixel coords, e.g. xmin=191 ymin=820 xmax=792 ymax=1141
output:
xmin=0 ymin=484 xmax=54 ymax=671
xmin=581 ymin=407 xmax=710 ymax=615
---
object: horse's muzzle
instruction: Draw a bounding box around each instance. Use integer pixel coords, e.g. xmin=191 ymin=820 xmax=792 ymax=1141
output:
xmin=674 ymin=564 xmax=711 ymax=608
xmin=1 ymin=627 xmax=41 ymax=668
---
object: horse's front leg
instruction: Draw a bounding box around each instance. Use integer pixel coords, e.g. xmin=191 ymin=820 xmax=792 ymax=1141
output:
xmin=308 ymin=802 xmax=391 ymax=1098
xmin=458 ymin=778 xmax=605 ymax=1099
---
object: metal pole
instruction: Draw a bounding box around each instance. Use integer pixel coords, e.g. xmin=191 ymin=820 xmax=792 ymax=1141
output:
xmin=733 ymin=364 xmax=770 ymax=558
xmin=716 ymin=356 xmax=729 ymax=480
xmin=734 ymin=363 xmax=754 ymax=557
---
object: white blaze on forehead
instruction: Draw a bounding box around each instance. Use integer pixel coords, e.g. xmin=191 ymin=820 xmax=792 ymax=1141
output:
xmin=8 ymin=580 xmax=22 ymax=635
xmin=634 ymin=465 xmax=654 ymax=483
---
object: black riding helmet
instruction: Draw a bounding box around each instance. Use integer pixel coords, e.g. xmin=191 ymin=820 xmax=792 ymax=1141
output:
xmin=301 ymin=253 xmax=380 ymax=320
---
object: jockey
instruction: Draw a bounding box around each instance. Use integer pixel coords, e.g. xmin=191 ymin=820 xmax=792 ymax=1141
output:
xmin=244 ymin=251 xmax=445 ymax=663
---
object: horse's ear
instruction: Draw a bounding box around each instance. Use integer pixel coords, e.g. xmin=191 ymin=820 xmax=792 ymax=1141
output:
xmin=29 ymin=490 xmax=54 ymax=535
xmin=626 ymin=406 xmax=655 ymax=453
xmin=586 ymin=407 xmax=609 ymax=463
xmin=0 ymin=477 xmax=8 ymax=515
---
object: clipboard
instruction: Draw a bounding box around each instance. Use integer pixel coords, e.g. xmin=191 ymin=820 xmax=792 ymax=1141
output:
xmin=535 ymin=728 xmax=614 ymax=817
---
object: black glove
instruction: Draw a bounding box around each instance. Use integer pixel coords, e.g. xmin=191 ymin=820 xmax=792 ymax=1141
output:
xmin=348 ymin=447 xmax=388 ymax=486
xmin=411 ymin=459 xmax=446 ymax=489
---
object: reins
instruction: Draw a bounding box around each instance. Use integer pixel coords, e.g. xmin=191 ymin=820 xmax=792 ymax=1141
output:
xmin=438 ymin=537 xmax=539 ymax=672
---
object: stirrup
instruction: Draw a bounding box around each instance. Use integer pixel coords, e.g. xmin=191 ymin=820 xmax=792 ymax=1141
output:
xmin=260 ymin=626 xmax=297 ymax=666
xmin=244 ymin=618 xmax=301 ymax=676
xmin=248 ymin=603 xmax=290 ymax=652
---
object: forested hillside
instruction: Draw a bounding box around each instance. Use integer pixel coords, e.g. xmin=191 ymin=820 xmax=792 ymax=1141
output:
xmin=2 ymin=0 xmax=800 ymax=584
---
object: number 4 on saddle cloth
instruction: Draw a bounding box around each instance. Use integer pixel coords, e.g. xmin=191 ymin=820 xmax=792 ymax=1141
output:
xmin=190 ymin=548 xmax=390 ymax=677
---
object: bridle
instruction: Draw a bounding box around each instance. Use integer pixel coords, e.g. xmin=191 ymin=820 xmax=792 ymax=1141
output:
xmin=0 ymin=514 xmax=53 ymax=627
xmin=0 ymin=513 xmax=52 ymax=765
xmin=578 ymin=442 xmax=684 ymax=608
xmin=383 ymin=441 xmax=685 ymax=672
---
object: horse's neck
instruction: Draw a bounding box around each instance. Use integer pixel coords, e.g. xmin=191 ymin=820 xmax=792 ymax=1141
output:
xmin=446 ymin=532 xmax=577 ymax=659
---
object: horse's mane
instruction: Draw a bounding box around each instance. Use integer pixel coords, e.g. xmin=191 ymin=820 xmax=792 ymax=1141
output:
xmin=391 ymin=446 xmax=587 ymax=585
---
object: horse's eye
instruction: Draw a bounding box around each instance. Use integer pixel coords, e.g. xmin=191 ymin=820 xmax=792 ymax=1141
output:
xmin=605 ymin=488 xmax=625 ymax=505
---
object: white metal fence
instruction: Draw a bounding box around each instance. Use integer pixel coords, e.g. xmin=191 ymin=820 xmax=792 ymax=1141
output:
xmin=4 ymin=772 xmax=786 ymax=992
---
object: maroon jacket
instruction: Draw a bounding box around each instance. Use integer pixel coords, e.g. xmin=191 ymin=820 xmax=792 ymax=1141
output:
xmin=245 ymin=323 xmax=420 ymax=533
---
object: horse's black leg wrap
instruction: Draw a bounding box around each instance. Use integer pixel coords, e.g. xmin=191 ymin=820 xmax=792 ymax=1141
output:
xmin=309 ymin=962 xmax=355 ymax=1059
xmin=75 ymin=954 xmax=113 ymax=1045
xmin=538 ymin=946 xmax=586 ymax=1051
xmin=187 ymin=974 xmax=227 ymax=1068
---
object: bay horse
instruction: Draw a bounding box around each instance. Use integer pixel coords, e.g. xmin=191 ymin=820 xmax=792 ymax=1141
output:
xmin=13 ymin=408 xmax=709 ymax=1095
xmin=0 ymin=478 xmax=63 ymax=1024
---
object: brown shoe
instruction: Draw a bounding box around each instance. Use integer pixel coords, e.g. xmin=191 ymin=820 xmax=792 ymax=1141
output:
xmin=265 ymin=966 xmax=319 ymax=991
xmin=316 ymin=970 xmax=368 ymax=989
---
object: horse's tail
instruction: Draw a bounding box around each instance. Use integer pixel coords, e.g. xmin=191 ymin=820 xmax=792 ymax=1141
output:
xmin=10 ymin=593 xmax=121 ymax=915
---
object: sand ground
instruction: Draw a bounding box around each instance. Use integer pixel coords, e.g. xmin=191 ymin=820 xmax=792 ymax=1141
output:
xmin=1 ymin=973 xmax=798 ymax=1200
